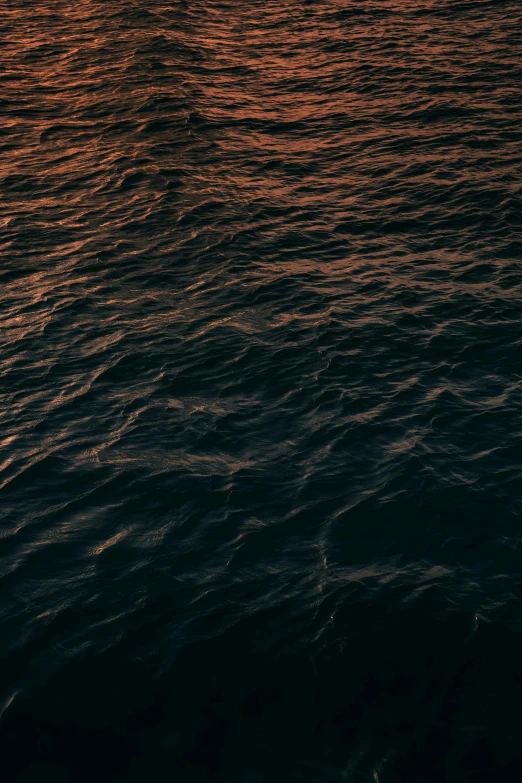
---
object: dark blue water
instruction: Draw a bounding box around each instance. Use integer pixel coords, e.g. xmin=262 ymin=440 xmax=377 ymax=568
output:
xmin=2 ymin=1 xmax=522 ymax=780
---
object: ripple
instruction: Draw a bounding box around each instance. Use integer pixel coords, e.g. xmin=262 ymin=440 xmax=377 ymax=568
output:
xmin=1 ymin=0 xmax=522 ymax=780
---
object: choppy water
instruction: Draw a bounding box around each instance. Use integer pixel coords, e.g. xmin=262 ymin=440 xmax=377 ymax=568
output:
xmin=1 ymin=0 xmax=522 ymax=780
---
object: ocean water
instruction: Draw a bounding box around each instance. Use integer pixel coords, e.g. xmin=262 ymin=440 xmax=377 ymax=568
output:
xmin=1 ymin=0 xmax=522 ymax=780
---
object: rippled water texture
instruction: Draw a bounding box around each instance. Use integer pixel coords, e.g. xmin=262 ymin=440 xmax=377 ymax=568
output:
xmin=2 ymin=1 xmax=522 ymax=780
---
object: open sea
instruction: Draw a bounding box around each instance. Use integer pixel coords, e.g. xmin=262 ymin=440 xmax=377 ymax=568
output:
xmin=1 ymin=1 xmax=522 ymax=780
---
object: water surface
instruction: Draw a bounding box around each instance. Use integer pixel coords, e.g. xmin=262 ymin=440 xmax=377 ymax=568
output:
xmin=1 ymin=1 xmax=522 ymax=780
